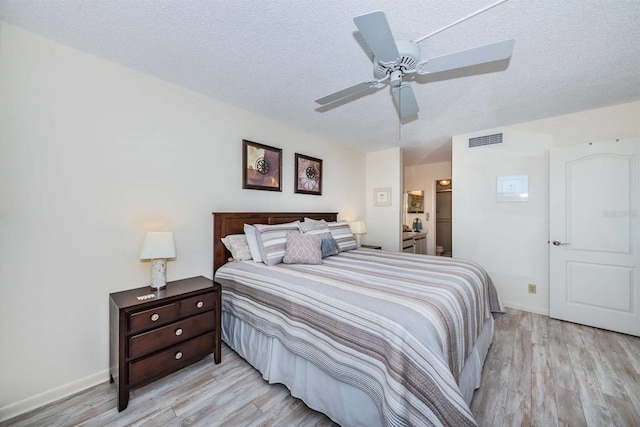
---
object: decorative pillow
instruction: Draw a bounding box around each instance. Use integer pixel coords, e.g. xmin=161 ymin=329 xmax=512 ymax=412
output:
xmin=328 ymin=220 xmax=358 ymax=252
xmin=298 ymin=221 xmax=339 ymax=257
xmin=305 ymin=218 xmax=357 ymax=252
xmin=243 ymin=224 xmax=263 ymax=263
xmin=220 ymin=234 xmax=252 ymax=261
xmin=283 ymin=232 xmax=322 ymax=265
xmin=254 ymin=221 xmax=301 ymax=265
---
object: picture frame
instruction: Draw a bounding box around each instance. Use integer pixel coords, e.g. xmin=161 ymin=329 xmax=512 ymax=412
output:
xmin=374 ymin=187 xmax=391 ymax=206
xmin=294 ymin=153 xmax=322 ymax=195
xmin=242 ymin=139 xmax=282 ymax=192
xmin=407 ymin=191 xmax=425 ymax=213
xmin=496 ymin=174 xmax=529 ymax=202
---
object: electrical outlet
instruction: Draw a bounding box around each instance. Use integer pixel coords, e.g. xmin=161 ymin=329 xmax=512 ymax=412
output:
xmin=528 ymin=284 xmax=537 ymax=294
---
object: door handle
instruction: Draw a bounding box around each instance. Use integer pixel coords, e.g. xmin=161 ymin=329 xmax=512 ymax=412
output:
xmin=552 ymin=240 xmax=570 ymax=246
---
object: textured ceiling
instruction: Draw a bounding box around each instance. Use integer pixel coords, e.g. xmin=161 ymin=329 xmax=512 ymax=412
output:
xmin=1 ymin=0 xmax=639 ymax=165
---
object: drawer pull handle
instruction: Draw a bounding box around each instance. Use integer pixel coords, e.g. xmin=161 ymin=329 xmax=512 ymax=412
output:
xmin=175 ymin=351 xmax=183 ymax=360
xmin=196 ymin=301 xmax=204 ymax=308
xmin=175 ymin=328 xmax=183 ymax=336
xmin=151 ymin=313 xmax=160 ymax=322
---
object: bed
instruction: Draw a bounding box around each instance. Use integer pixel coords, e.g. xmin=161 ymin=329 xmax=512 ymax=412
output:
xmin=212 ymin=212 xmax=503 ymax=426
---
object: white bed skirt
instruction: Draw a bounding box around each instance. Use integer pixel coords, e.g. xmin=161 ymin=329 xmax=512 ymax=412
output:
xmin=222 ymin=312 xmax=493 ymax=426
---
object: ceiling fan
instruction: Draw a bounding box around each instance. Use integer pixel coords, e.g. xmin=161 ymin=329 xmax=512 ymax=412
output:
xmin=315 ymin=0 xmax=515 ymax=120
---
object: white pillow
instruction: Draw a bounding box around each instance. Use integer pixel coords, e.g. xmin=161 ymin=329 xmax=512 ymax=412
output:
xmin=243 ymin=224 xmax=263 ymax=263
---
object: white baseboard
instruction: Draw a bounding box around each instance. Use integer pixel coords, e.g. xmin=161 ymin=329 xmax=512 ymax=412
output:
xmin=0 ymin=369 xmax=109 ymax=422
xmin=502 ymin=301 xmax=550 ymax=316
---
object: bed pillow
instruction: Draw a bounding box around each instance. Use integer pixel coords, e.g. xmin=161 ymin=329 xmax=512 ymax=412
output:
xmin=254 ymin=221 xmax=301 ymax=265
xmin=305 ymin=218 xmax=357 ymax=252
xmin=298 ymin=221 xmax=339 ymax=257
xmin=243 ymin=224 xmax=263 ymax=263
xmin=220 ymin=234 xmax=252 ymax=261
xmin=283 ymin=232 xmax=322 ymax=265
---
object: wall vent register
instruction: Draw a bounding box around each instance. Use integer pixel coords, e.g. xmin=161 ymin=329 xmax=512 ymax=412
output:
xmin=469 ymin=133 xmax=503 ymax=148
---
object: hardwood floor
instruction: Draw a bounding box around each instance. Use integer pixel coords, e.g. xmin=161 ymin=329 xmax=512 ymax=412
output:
xmin=2 ymin=308 xmax=639 ymax=426
xmin=471 ymin=308 xmax=640 ymax=427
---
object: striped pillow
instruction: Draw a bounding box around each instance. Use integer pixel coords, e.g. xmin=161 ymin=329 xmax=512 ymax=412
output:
xmin=298 ymin=221 xmax=339 ymax=257
xmin=329 ymin=220 xmax=358 ymax=252
xmin=254 ymin=221 xmax=301 ymax=265
xmin=304 ymin=218 xmax=357 ymax=252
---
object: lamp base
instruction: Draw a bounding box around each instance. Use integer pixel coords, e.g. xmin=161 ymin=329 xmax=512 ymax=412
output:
xmin=150 ymin=258 xmax=167 ymax=291
xmin=355 ymin=234 xmax=362 ymax=248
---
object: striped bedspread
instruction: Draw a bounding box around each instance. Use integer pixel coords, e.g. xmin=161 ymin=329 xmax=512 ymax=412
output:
xmin=215 ymin=249 xmax=504 ymax=426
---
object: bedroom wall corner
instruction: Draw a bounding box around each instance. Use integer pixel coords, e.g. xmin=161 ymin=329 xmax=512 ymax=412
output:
xmin=365 ymin=147 xmax=403 ymax=251
xmin=452 ymin=101 xmax=640 ymax=315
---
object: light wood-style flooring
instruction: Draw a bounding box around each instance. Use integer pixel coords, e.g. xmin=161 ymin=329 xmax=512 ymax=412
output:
xmin=2 ymin=308 xmax=639 ymax=426
xmin=471 ymin=308 xmax=640 ymax=426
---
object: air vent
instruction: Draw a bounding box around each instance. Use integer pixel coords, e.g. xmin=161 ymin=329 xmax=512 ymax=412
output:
xmin=469 ymin=133 xmax=503 ymax=148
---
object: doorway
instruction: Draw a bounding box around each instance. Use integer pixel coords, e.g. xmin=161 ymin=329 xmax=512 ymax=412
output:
xmin=435 ymin=179 xmax=452 ymax=256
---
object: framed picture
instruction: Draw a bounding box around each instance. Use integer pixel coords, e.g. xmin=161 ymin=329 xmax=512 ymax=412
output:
xmin=407 ymin=191 xmax=424 ymax=213
xmin=242 ymin=140 xmax=282 ymax=191
xmin=294 ymin=153 xmax=322 ymax=195
xmin=374 ymin=187 xmax=391 ymax=206
xmin=497 ymin=174 xmax=528 ymax=202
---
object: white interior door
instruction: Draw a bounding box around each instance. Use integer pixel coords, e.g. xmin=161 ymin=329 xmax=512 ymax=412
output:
xmin=549 ymin=138 xmax=640 ymax=336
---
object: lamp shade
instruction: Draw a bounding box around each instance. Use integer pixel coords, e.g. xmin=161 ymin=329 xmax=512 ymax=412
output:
xmin=350 ymin=221 xmax=367 ymax=234
xmin=140 ymin=232 xmax=176 ymax=259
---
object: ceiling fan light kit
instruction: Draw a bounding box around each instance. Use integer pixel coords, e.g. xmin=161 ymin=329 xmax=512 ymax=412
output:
xmin=315 ymin=1 xmax=515 ymax=121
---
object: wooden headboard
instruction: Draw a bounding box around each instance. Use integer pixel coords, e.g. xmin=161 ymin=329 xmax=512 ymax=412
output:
xmin=212 ymin=211 xmax=338 ymax=274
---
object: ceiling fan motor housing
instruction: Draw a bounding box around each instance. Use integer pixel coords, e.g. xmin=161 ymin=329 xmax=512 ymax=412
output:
xmin=373 ymin=40 xmax=420 ymax=79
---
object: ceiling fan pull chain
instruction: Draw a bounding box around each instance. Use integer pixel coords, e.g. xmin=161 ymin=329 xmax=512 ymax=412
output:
xmin=413 ymin=0 xmax=509 ymax=44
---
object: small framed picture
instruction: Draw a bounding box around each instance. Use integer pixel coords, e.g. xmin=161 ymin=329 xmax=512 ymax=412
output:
xmin=242 ymin=140 xmax=282 ymax=191
xmin=294 ymin=153 xmax=322 ymax=195
xmin=497 ymin=174 xmax=528 ymax=202
xmin=374 ymin=187 xmax=391 ymax=206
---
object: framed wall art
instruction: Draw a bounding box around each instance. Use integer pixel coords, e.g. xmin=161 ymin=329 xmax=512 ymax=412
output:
xmin=242 ymin=139 xmax=282 ymax=191
xmin=374 ymin=187 xmax=391 ymax=206
xmin=496 ymin=174 xmax=528 ymax=202
xmin=294 ymin=153 xmax=322 ymax=195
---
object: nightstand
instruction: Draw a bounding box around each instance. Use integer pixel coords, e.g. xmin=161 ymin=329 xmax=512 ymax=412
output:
xmin=109 ymin=276 xmax=221 ymax=411
xmin=361 ymin=244 xmax=382 ymax=250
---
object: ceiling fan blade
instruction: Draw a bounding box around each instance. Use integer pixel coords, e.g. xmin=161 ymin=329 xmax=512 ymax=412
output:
xmin=315 ymin=80 xmax=379 ymax=105
xmin=392 ymin=83 xmax=420 ymax=119
xmin=353 ymin=11 xmax=400 ymax=64
xmin=416 ymin=39 xmax=515 ymax=75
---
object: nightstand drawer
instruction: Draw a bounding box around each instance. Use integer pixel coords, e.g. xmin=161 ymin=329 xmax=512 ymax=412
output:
xmin=180 ymin=292 xmax=215 ymax=317
xmin=129 ymin=310 xmax=215 ymax=359
xmin=129 ymin=333 xmax=214 ymax=385
xmin=129 ymin=303 xmax=178 ymax=333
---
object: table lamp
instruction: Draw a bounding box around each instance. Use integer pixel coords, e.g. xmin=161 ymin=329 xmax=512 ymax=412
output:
xmin=350 ymin=221 xmax=367 ymax=248
xmin=140 ymin=231 xmax=176 ymax=290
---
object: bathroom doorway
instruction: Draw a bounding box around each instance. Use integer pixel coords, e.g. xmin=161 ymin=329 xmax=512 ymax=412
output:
xmin=434 ymin=179 xmax=452 ymax=257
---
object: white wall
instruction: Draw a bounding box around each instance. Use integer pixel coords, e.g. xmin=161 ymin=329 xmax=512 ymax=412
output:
xmin=365 ymin=147 xmax=402 ymax=251
xmin=0 ymin=23 xmax=366 ymax=420
xmin=452 ymin=101 xmax=640 ymax=315
xmin=404 ymin=160 xmax=452 ymax=255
